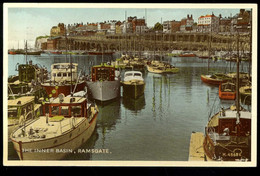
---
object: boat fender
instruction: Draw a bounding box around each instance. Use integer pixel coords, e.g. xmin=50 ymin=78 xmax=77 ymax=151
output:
xmin=71 ymin=116 xmax=76 ymax=128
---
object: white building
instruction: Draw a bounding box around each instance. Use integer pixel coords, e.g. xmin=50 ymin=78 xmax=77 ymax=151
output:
xmin=197 ymin=14 xmax=219 ymax=33
xmin=122 ymin=22 xmax=133 ymax=34
xmin=163 ymin=21 xmax=172 ymax=33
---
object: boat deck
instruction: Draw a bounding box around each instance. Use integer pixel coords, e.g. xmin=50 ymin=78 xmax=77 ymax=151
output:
xmin=188 ymin=132 xmax=205 ymax=161
xmin=11 ymin=116 xmax=86 ymax=142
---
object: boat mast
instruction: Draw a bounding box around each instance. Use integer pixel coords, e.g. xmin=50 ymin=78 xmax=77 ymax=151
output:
xmin=102 ymin=43 xmax=104 ymax=63
xmin=236 ymin=30 xmax=240 ymax=124
xmin=249 ymin=9 xmax=252 ymax=79
xmin=25 ymin=40 xmax=28 ymax=64
xmin=207 ymin=15 xmax=213 ymax=74
xmin=229 ymin=13 xmax=232 ymax=72
xmin=70 ymin=45 xmax=73 ymax=96
xmin=65 ymin=25 xmax=68 ymax=63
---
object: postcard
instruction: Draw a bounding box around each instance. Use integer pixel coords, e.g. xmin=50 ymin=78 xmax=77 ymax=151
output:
xmin=3 ymin=3 xmax=257 ymax=166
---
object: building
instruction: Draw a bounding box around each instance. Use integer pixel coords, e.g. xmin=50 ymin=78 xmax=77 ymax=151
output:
xmin=180 ymin=14 xmax=194 ymax=32
xmin=163 ymin=21 xmax=172 ymax=33
xmin=46 ymin=36 xmax=61 ymax=50
xmin=219 ymin=16 xmax=232 ymax=33
xmin=115 ymin=21 xmax=122 ymax=34
xmin=236 ymin=9 xmax=251 ymax=33
xmin=50 ymin=23 xmax=65 ymax=37
xmin=128 ymin=16 xmax=146 ymax=33
xmin=197 ymin=13 xmax=219 ymax=33
xmin=122 ymin=21 xmax=133 ymax=34
xmin=171 ymin=20 xmax=181 ymax=33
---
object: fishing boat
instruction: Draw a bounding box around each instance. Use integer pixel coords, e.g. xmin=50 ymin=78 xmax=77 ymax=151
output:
xmin=8 ymin=50 xmax=16 ymax=55
xmin=50 ymin=50 xmax=62 ymax=55
xmin=8 ymin=96 xmax=41 ymax=140
xmin=146 ymin=61 xmax=179 ymax=74
xmin=41 ymin=63 xmax=86 ymax=98
xmin=86 ymin=63 xmax=121 ymax=102
xmin=10 ymin=94 xmax=99 ymax=160
xmin=203 ymin=30 xmax=251 ymax=161
xmin=239 ymin=85 xmax=251 ymax=104
xmin=219 ymin=82 xmax=236 ymax=100
xmin=179 ymin=51 xmax=196 ymax=57
xmin=201 ymin=73 xmax=231 ymax=85
xmin=8 ymin=60 xmax=48 ymax=102
xmin=122 ymin=71 xmax=145 ymax=99
xmin=26 ymin=50 xmax=42 ymax=55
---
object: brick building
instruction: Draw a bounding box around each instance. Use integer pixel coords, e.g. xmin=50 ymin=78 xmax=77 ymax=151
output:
xmin=180 ymin=14 xmax=194 ymax=32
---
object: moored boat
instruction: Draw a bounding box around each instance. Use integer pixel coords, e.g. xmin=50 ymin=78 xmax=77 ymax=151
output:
xmin=219 ymin=82 xmax=236 ymax=100
xmin=203 ymin=105 xmax=251 ymax=161
xmin=239 ymin=85 xmax=251 ymax=104
xmin=179 ymin=51 xmax=196 ymax=57
xmin=10 ymin=95 xmax=99 ymax=160
xmin=88 ymin=51 xmax=114 ymax=55
xmin=146 ymin=61 xmax=179 ymax=74
xmin=122 ymin=71 xmax=145 ymax=99
xmin=201 ymin=73 xmax=231 ymax=85
xmin=41 ymin=63 xmax=86 ymax=98
xmin=26 ymin=50 xmax=42 ymax=55
xmin=86 ymin=63 xmax=121 ymax=102
xmin=8 ymin=61 xmax=48 ymax=102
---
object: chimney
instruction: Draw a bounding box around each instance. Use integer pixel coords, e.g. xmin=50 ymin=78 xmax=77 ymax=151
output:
xmin=187 ymin=14 xmax=189 ymax=18
xmin=191 ymin=15 xmax=193 ymax=19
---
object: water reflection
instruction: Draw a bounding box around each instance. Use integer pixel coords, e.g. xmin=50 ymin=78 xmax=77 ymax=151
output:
xmin=63 ymin=128 xmax=99 ymax=160
xmin=122 ymin=95 xmax=146 ymax=113
xmin=96 ymin=100 xmax=121 ymax=148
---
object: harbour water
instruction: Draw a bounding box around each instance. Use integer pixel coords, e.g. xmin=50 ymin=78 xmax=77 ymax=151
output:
xmin=7 ymin=53 xmax=251 ymax=161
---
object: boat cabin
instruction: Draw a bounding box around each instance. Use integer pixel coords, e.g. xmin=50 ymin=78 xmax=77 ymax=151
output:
xmin=220 ymin=82 xmax=236 ymax=92
xmin=91 ymin=64 xmax=115 ymax=82
xmin=43 ymin=96 xmax=88 ymax=118
xmin=124 ymin=71 xmax=143 ymax=82
xmin=8 ymin=96 xmax=41 ymax=123
xmin=51 ymin=63 xmax=78 ymax=82
xmin=16 ymin=61 xmax=48 ymax=83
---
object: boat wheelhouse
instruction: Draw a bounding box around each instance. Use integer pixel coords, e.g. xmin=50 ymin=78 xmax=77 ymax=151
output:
xmin=86 ymin=63 xmax=121 ymax=102
xmin=8 ymin=96 xmax=41 ymax=140
xmin=41 ymin=63 xmax=86 ymax=97
xmin=122 ymin=71 xmax=145 ymax=99
xmin=10 ymin=95 xmax=99 ymax=160
xmin=219 ymin=82 xmax=236 ymax=100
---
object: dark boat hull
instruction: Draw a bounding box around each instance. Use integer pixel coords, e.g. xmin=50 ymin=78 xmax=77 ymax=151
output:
xmin=42 ymin=81 xmax=86 ymax=97
xmin=123 ymin=83 xmax=145 ymax=99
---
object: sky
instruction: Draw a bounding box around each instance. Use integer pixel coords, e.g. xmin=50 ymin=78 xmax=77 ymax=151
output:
xmin=5 ymin=3 xmax=252 ymax=49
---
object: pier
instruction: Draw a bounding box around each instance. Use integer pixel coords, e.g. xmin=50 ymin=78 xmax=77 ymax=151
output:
xmin=188 ymin=132 xmax=205 ymax=161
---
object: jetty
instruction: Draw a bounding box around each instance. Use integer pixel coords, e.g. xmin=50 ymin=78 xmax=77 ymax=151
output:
xmin=188 ymin=132 xmax=205 ymax=161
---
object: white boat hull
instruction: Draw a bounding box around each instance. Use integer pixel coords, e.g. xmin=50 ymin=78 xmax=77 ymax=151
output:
xmin=86 ymin=80 xmax=121 ymax=101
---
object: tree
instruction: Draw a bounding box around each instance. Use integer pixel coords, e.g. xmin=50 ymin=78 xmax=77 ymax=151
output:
xmin=153 ymin=22 xmax=163 ymax=31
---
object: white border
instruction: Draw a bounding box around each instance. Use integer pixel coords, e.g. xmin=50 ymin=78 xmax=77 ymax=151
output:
xmin=3 ymin=3 xmax=257 ymax=167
